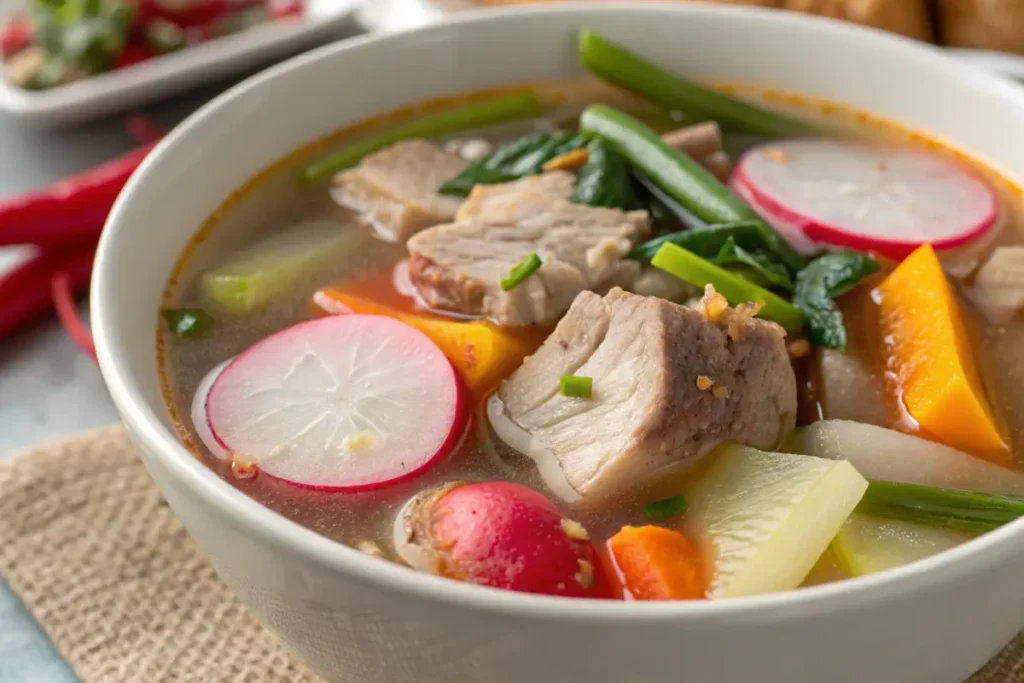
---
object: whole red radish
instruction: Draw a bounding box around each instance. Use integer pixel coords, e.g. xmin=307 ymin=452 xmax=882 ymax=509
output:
xmin=394 ymin=482 xmax=609 ymax=598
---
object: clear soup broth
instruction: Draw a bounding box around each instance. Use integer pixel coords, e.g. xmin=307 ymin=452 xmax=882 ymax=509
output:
xmin=159 ymin=68 xmax=1024 ymax=600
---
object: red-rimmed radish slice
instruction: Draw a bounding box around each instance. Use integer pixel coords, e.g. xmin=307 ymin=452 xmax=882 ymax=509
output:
xmin=206 ymin=315 xmax=465 ymax=491
xmin=191 ymin=359 xmax=232 ymax=459
xmin=731 ymin=140 xmax=997 ymax=260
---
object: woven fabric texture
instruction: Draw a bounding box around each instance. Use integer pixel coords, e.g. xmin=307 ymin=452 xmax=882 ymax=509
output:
xmin=0 ymin=426 xmax=1020 ymax=682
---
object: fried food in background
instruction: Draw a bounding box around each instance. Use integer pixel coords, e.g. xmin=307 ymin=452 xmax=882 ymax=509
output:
xmin=939 ymin=0 xmax=1024 ymax=54
xmin=782 ymin=0 xmax=933 ymax=40
xmin=463 ymin=0 xmax=1024 ymax=55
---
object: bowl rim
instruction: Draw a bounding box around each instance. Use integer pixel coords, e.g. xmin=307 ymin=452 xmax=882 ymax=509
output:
xmin=93 ymin=1 xmax=1024 ymax=623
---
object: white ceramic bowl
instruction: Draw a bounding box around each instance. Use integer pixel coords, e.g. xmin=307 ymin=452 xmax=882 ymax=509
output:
xmin=92 ymin=5 xmax=1024 ymax=682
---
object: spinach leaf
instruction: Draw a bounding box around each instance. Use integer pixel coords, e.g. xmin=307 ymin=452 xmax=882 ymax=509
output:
xmin=629 ymin=220 xmax=768 ymax=264
xmin=571 ymin=138 xmax=641 ymax=210
xmin=438 ymin=131 xmax=588 ymax=196
xmin=714 ymin=237 xmax=793 ymax=293
xmin=793 ymin=250 xmax=879 ymax=350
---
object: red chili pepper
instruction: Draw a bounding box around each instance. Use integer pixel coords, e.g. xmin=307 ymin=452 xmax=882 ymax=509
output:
xmin=114 ymin=44 xmax=158 ymax=69
xmin=0 ymin=16 xmax=32 ymax=58
xmin=51 ymin=271 xmax=97 ymax=362
xmin=269 ymin=0 xmax=304 ymax=20
xmin=0 ymin=242 xmax=96 ymax=341
xmin=0 ymin=141 xmax=158 ymax=248
xmin=137 ymin=0 xmax=265 ymax=28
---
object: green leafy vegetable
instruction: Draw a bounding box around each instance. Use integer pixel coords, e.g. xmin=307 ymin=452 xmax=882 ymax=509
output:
xmin=439 ymin=131 xmax=588 ymax=196
xmin=630 ymin=221 xmax=769 ymax=264
xmin=559 ymin=375 xmax=593 ymax=398
xmin=578 ymin=29 xmax=815 ymax=138
xmin=500 ymin=253 xmax=543 ymax=291
xmin=300 ymin=91 xmax=544 ymax=185
xmin=164 ymin=308 xmax=213 ymax=339
xmin=146 ymin=19 xmax=185 ymax=55
xmin=579 ymin=104 xmax=806 ymax=273
xmin=27 ymin=0 xmax=138 ymax=81
xmin=714 ymin=237 xmax=794 ymax=293
xmin=859 ymin=481 xmax=1024 ymax=533
xmin=792 ymin=251 xmax=879 ymax=350
xmin=652 ymin=242 xmax=804 ymax=332
xmin=570 ymin=138 xmax=640 ymax=210
xmin=643 ymin=495 xmax=687 ymax=520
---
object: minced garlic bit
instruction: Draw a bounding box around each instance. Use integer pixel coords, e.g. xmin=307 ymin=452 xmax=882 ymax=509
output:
xmin=764 ymin=148 xmax=789 ymax=163
xmin=787 ymin=338 xmax=812 ymax=360
xmin=712 ymin=385 xmax=731 ymax=400
xmin=727 ymin=301 xmax=766 ymax=340
xmin=357 ymin=541 xmax=384 ymax=558
xmin=341 ymin=430 xmax=379 ymax=455
xmin=560 ymin=518 xmax=590 ymax=541
xmin=230 ymin=456 xmax=258 ymax=480
xmin=696 ymin=375 xmax=714 ymax=391
xmin=698 ymin=284 xmax=729 ymax=322
xmin=575 ymin=559 xmax=594 ymax=589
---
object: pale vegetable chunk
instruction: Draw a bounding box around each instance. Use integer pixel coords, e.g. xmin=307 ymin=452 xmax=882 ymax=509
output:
xmin=788 ymin=420 xmax=1024 ymax=495
xmin=684 ymin=444 xmax=868 ymax=598
xmin=201 ymin=221 xmax=353 ymax=316
xmin=832 ymin=514 xmax=973 ymax=577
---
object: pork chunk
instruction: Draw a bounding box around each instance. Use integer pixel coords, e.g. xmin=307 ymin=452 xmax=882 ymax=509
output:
xmin=495 ymin=288 xmax=797 ymax=502
xmin=455 ymin=171 xmax=576 ymax=222
xmin=331 ymin=139 xmax=469 ymax=242
xmin=407 ymin=197 xmax=648 ymax=326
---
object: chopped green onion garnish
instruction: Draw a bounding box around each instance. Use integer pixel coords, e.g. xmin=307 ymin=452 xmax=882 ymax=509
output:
xmin=500 ymin=253 xmax=542 ymax=291
xmin=164 ymin=308 xmax=214 ymax=338
xmin=643 ymin=495 xmax=688 ymax=520
xmin=559 ymin=375 xmax=593 ymax=398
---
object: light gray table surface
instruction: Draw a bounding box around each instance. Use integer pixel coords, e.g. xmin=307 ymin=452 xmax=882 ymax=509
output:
xmin=0 ymin=82 xmax=248 ymax=683
xmin=0 ymin=22 xmax=367 ymax=683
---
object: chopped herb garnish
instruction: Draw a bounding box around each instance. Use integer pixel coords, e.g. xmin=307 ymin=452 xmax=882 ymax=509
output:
xmin=644 ymin=495 xmax=688 ymax=520
xmin=164 ymin=308 xmax=214 ymax=338
xmin=500 ymin=253 xmax=542 ymax=291
xmin=559 ymin=375 xmax=593 ymax=398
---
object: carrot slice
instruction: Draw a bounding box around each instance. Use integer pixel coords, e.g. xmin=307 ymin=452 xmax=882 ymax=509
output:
xmin=606 ymin=525 xmax=706 ymax=601
xmin=543 ymin=147 xmax=590 ymax=172
xmin=314 ymin=288 xmax=545 ymax=395
xmin=876 ymin=244 xmax=1006 ymax=461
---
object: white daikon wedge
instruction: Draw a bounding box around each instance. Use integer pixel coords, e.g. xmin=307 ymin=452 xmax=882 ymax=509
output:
xmin=684 ymin=444 xmax=868 ymax=598
xmin=788 ymin=420 xmax=1024 ymax=495
xmin=832 ymin=514 xmax=973 ymax=578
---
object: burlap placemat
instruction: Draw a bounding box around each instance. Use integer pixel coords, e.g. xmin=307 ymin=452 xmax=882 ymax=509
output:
xmin=0 ymin=426 xmax=1021 ymax=683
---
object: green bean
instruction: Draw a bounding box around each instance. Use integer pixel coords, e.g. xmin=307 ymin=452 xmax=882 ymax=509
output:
xmin=578 ymin=29 xmax=814 ymax=138
xmin=652 ymin=243 xmax=804 ymax=332
xmin=580 ymin=104 xmax=806 ymax=272
xmin=300 ymin=91 xmax=544 ymax=186
xmin=858 ymin=481 xmax=1024 ymax=533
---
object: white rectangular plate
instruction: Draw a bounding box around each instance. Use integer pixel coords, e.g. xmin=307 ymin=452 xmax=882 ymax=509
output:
xmin=0 ymin=0 xmax=362 ymax=126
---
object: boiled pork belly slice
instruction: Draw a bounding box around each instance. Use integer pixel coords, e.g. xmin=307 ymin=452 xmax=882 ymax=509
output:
xmin=455 ymin=171 xmax=577 ymax=221
xmin=331 ymin=139 xmax=469 ymax=242
xmin=408 ymin=198 xmax=648 ymax=327
xmin=490 ymin=287 xmax=798 ymax=502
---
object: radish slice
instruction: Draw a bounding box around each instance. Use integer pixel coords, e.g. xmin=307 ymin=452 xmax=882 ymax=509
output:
xmin=731 ymin=140 xmax=998 ymax=260
xmin=191 ymin=359 xmax=232 ymax=458
xmin=206 ymin=315 xmax=465 ymax=491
